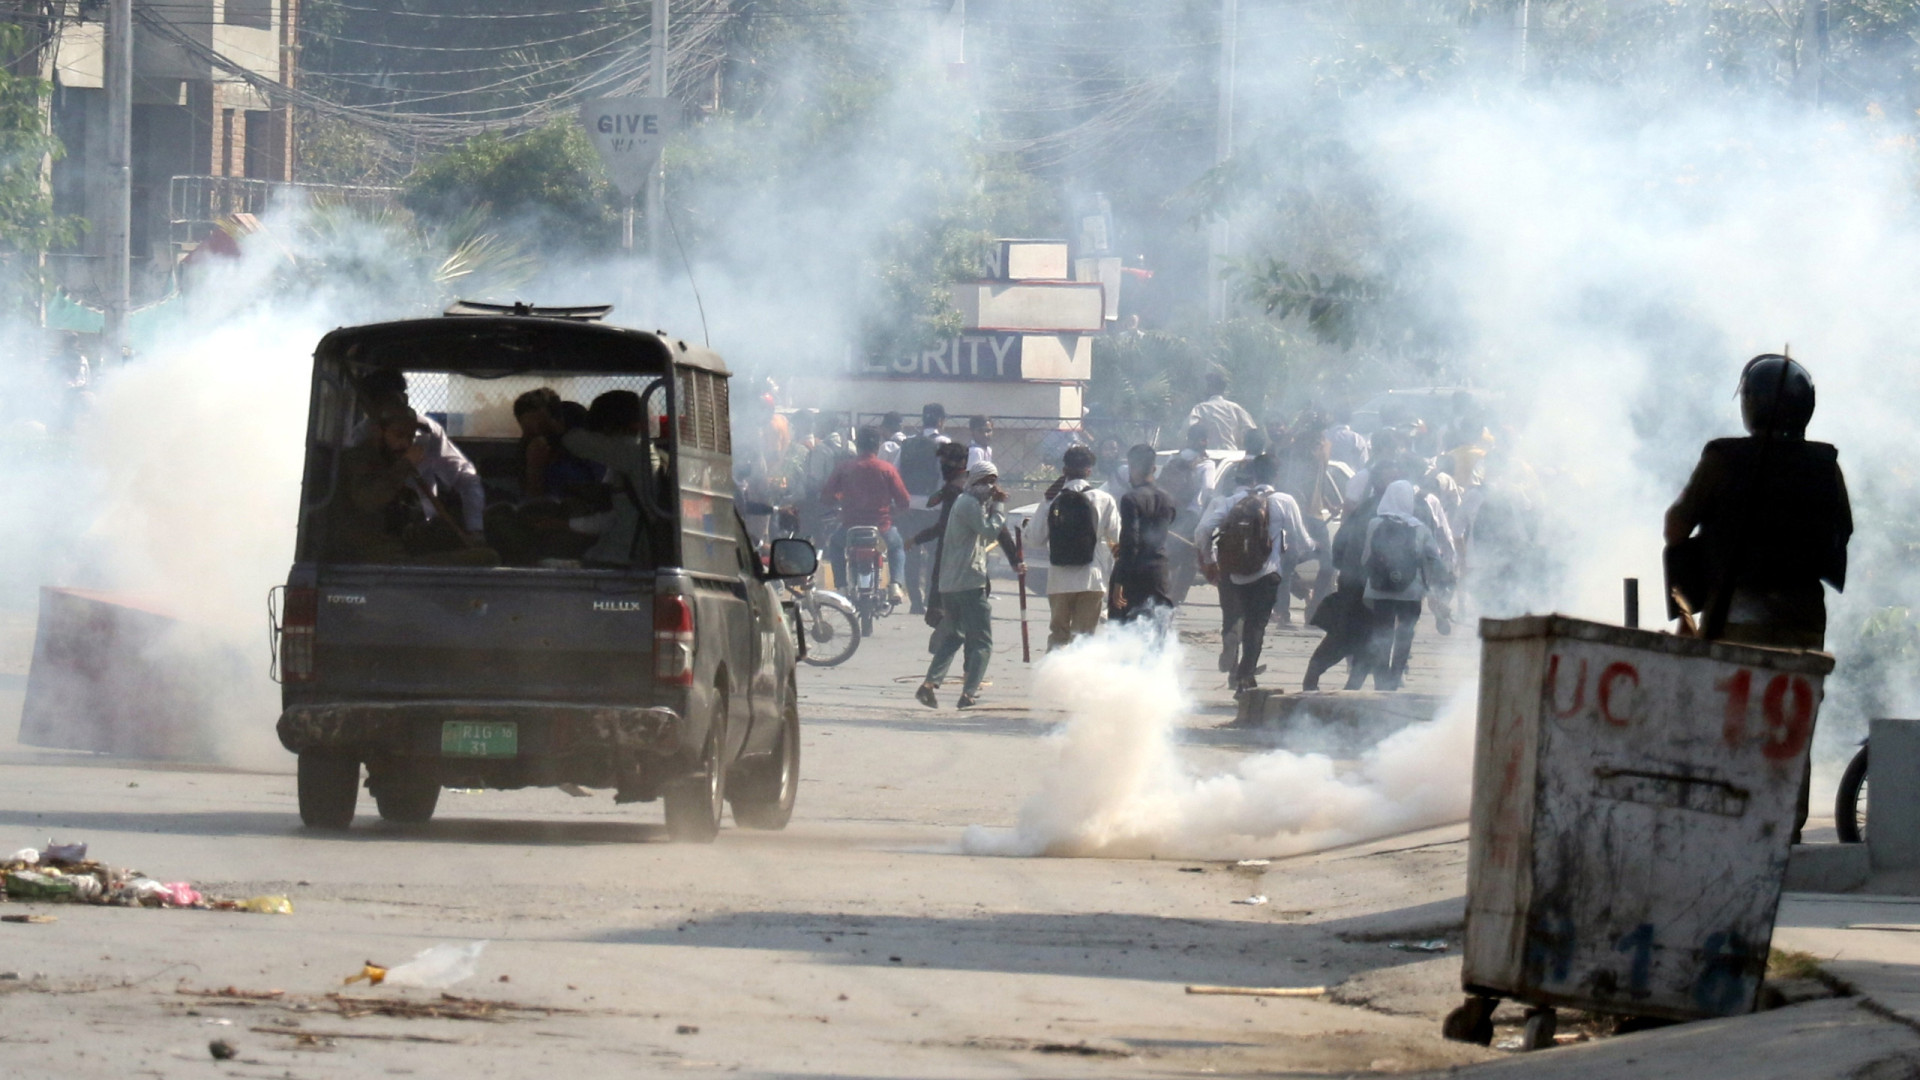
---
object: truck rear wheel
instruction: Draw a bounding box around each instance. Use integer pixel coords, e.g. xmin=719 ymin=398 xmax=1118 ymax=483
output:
xmin=731 ymin=687 xmax=799 ymax=830
xmin=371 ymin=766 xmax=441 ymax=824
xmin=297 ymin=752 xmax=360 ymax=830
xmin=664 ymin=692 xmax=727 ymax=843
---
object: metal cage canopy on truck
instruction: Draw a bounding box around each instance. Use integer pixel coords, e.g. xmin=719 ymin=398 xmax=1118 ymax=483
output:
xmin=298 ymin=308 xmax=738 ymax=575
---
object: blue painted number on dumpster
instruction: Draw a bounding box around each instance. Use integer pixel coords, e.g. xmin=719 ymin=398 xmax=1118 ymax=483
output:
xmin=1694 ymin=931 xmax=1756 ymax=1013
xmin=1616 ymin=923 xmax=1655 ymax=995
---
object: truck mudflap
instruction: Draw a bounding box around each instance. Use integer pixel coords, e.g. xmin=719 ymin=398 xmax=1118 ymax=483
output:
xmin=277 ymin=700 xmax=681 ymax=758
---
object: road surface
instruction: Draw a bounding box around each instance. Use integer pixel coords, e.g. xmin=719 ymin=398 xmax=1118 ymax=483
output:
xmin=0 ymin=585 xmax=1749 ymax=1078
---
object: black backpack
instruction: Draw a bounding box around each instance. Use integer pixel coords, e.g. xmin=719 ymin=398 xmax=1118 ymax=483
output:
xmin=1216 ymin=491 xmax=1275 ymax=577
xmin=1366 ymin=516 xmax=1423 ymax=593
xmin=898 ymin=435 xmax=942 ymax=496
xmin=1048 ymin=488 xmax=1100 ymax=567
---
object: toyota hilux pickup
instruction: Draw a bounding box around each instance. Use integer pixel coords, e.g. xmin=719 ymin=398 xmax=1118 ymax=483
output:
xmin=272 ymin=303 xmax=816 ymax=841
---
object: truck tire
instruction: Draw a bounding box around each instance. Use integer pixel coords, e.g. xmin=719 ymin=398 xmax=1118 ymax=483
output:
xmin=298 ymin=752 xmax=359 ymax=830
xmin=664 ymin=691 xmax=727 ymax=843
xmin=731 ymin=687 xmax=800 ymax=830
xmin=372 ymin=770 xmax=441 ymax=824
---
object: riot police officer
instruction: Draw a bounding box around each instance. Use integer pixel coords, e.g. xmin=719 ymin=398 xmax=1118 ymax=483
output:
xmin=1664 ymin=354 xmax=1852 ymax=648
xmin=1665 ymin=354 xmax=1852 ymax=843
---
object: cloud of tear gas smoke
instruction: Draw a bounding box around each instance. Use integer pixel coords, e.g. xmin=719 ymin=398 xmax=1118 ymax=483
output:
xmin=962 ymin=628 xmax=1476 ymax=860
xmin=1340 ymin=94 xmax=1920 ymax=762
xmin=1 ymin=204 xmax=452 ymax=766
xmin=965 ymin=87 xmax=1920 ymax=860
xmin=72 ymin=308 xmax=329 ymax=766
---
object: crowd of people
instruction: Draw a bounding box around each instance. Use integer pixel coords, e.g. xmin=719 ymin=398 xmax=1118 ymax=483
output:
xmin=732 ymin=369 xmax=1539 ymax=711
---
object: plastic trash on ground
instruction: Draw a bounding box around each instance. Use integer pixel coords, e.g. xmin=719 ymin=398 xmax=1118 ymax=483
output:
xmin=1 ymin=840 xmax=288 ymax=913
xmin=41 ymin=842 xmax=87 ymax=864
xmin=343 ymin=962 xmax=389 ymax=987
xmin=3 ymin=870 xmax=77 ymax=902
xmin=383 ymin=941 xmax=488 ymax=989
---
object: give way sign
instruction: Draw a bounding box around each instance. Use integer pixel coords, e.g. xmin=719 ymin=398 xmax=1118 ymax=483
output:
xmin=579 ymin=96 xmax=680 ymax=198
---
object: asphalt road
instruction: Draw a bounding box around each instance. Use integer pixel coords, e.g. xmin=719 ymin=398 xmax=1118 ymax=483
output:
xmin=0 ymin=588 xmax=1523 ymax=1078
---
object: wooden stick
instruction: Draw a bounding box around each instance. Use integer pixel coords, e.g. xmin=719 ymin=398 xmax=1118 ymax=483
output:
xmin=1185 ymin=984 xmax=1326 ymax=998
xmin=1015 ymin=524 xmax=1032 ymax=664
xmin=251 ymin=1025 xmax=464 ymax=1045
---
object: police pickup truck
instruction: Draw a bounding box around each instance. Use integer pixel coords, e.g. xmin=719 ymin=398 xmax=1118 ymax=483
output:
xmin=272 ymin=304 xmax=816 ymax=841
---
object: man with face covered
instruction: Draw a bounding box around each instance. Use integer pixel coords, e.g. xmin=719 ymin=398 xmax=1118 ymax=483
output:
xmin=916 ymin=460 xmax=1012 ymax=711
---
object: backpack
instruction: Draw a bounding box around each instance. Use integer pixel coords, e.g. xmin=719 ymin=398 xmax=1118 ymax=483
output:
xmin=1215 ymin=492 xmax=1275 ymax=578
xmin=898 ymin=435 xmax=942 ymax=496
xmin=1366 ymin=516 xmax=1424 ymax=593
xmin=1047 ymin=487 xmax=1099 ymax=567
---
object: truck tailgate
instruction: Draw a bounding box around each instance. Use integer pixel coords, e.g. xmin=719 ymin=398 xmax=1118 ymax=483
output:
xmin=307 ymin=568 xmax=654 ymax=703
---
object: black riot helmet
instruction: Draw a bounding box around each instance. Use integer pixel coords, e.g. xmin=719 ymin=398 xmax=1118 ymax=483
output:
xmin=1737 ymin=354 xmax=1815 ymax=438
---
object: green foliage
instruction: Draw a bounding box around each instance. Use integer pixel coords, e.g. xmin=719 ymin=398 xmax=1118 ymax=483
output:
xmin=295 ymin=111 xmax=399 ymax=187
xmin=1093 ymin=317 xmax=1370 ymax=433
xmin=0 ymin=23 xmax=79 ymax=312
xmin=402 ymin=122 xmax=622 ymax=254
xmin=1231 ymin=257 xmax=1385 ymax=350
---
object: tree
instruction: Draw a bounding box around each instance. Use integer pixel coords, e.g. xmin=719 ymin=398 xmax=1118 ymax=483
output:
xmin=0 ymin=22 xmax=78 ymax=317
xmin=402 ymin=122 xmax=623 ymax=254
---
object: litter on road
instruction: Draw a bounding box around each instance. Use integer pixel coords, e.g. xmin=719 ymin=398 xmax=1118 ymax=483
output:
xmin=1232 ymin=894 xmax=1269 ymax=905
xmin=1388 ymin=939 xmax=1450 ymax=952
xmin=1185 ymin=984 xmax=1328 ymax=998
xmin=345 ymin=941 xmax=488 ymax=990
xmin=1 ymin=841 xmax=293 ymax=913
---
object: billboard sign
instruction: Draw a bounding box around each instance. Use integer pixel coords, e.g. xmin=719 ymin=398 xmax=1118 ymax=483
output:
xmin=854 ymin=333 xmax=1025 ymax=380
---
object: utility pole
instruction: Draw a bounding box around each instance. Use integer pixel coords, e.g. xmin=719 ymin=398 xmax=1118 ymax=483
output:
xmin=103 ymin=0 xmax=132 ymax=362
xmin=1795 ymin=0 xmax=1828 ymax=105
xmin=1514 ymin=0 xmax=1531 ymax=82
xmin=648 ymin=0 xmax=668 ymax=270
xmin=1207 ymin=0 xmax=1237 ymax=323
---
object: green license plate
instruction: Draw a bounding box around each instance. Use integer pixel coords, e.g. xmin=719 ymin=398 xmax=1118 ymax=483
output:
xmin=441 ymin=721 xmax=518 ymax=758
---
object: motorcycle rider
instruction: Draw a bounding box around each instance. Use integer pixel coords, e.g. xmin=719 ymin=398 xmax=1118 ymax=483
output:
xmin=822 ymin=425 xmax=911 ymax=602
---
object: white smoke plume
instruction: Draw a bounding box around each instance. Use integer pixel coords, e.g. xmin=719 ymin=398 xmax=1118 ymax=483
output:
xmin=963 ymin=627 xmax=1476 ymax=860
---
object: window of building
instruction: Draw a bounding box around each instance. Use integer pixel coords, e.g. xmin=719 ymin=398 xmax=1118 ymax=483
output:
xmin=225 ymin=0 xmax=271 ymax=30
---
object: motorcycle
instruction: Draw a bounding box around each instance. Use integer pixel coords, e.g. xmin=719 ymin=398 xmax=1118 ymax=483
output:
xmin=763 ymin=505 xmax=861 ymax=667
xmin=842 ymin=525 xmax=897 ymax=637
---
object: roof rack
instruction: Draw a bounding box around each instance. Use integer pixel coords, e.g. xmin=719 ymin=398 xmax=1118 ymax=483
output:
xmin=443 ymin=300 xmax=614 ymax=321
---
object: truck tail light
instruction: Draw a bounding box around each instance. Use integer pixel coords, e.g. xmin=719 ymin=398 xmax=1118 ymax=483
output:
xmin=654 ymin=595 xmax=695 ymax=686
xmin=281 ymin=587 xmax=317 ymax=683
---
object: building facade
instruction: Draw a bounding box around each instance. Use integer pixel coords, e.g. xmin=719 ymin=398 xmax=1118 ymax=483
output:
xmin=45 ymin=0 xmax=296 ymax=303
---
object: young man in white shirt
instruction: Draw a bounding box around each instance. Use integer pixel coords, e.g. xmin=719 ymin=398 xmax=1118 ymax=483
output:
xmin=879 ymin=410 xmax=907 ymax=465
xmin=1186 ymin=371 xmax=1258 ymax=452
xmin=966 ymin=414 xmax=994 ymax=470
xmin=1029 ymin=445 xmax=1122 ymax=649
xmin=1197 ymin=453 xmax=1315 ymax=694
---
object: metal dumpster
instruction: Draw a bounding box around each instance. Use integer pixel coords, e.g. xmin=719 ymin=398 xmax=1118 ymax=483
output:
xmin=1450 ymin=614 xmax=1833 ymax=1048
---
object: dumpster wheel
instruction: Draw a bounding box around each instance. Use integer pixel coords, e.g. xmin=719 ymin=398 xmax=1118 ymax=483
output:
xmin=1521 ymin=1006 xmax=1557 ymax=1050
xmin=1442 ymin=994 xmax=1497 ymax=1046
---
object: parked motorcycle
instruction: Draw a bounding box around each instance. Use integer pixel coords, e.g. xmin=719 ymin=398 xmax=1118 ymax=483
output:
xmin=764 ymin=506 xmax=860 ymax=667
xmin=842 ymin=525 xmax=897 ymax=637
